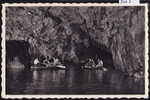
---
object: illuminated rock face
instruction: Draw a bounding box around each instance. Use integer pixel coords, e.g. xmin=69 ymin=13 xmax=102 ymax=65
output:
xmin=6 ymin=6 xmax=145 ymax=75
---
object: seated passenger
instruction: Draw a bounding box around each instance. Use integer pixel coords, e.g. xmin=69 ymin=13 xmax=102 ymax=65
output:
xmin=34 ymin=58 xmax=39 ymax=65
xmin=49 ymin=57 xmax=54 ymax=63
xmin=53 ymin=57 xmax=61 ymax=65
xmin=85 ymin=58 xmax=95 ymax=68
xmin=96 ymin=59 xmax=103 ymax=68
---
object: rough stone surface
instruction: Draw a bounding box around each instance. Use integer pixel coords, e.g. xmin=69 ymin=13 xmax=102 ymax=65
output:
xmin=6 ymin=6 xmax=145 ymax=76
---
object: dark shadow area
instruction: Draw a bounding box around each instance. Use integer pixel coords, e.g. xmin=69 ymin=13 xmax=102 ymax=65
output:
xmin=6 ymin=40 xmax=31 ymax=69
xmin=69 ymin=23 xmax=115 ymax=69
xmin=6 ymin=69 xmax=33 ymax=94
xmin=6 ymin=66 xmax=144 ymax=94
xmin=78 ymin=39 xmax=114 ymax=69
xmin=6 ymin=38 xmax=114 ymax=70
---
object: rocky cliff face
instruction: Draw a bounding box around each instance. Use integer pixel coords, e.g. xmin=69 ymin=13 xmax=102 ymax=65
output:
xmin=6 ymin=6 xmax=145 ymax=76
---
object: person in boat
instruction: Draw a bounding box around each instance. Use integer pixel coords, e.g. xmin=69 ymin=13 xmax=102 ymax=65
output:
xmin=96 ymin=59 xmax=108 ymax=71
xmin=38 ymin=55 xmax=46 ymax=64
xmin=33 ymin=56 xmax=46 ymax=67
xmin=33 ymin=58 xmax=40 ymax=65
xmin=43 ymin=56 xmax=56 ymax=67
xmin=84 ymin=58 xmax=95 ymax=68
xmin=96 ymin=59 xmax=103 ymax=68
xmin=49 ymin=56 xmax=54 ymax=63
xmin=34 ymin=55 xmax=49 ymax=67
xmin=52 ymin=57 xmax=66 ymax=69
xmin=53 ymin=57 xmax=58 ymax=65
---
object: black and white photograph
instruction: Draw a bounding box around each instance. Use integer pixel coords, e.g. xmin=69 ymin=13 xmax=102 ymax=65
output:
xmin=1 ymin=3 xmax=149 ymax=98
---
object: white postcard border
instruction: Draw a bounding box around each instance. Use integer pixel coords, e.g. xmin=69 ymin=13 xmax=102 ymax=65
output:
xmin=1 ymin=3 xmax=149 ymax=99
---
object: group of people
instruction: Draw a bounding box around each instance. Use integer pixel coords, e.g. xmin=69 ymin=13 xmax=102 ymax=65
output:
xmin=33 ymin=55 xmax=61 ymax=67
xmin=84 ymin=58 xmax=103 ymax=68
xmin=83 ymin=58 xmax=108 ymax=71
xmin=33 ymin=55 xmax=106 ymax=70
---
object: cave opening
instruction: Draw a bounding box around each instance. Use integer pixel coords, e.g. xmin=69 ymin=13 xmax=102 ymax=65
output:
xmin=6 ymin=40 xmax=31 ymax=69
xmin=65 ymin=23 xmax=115 ymax=69
xmin=76 ymin=39 xmax=115 ymax=70
xmin=6 ymin=39 xmax=115 ymax=70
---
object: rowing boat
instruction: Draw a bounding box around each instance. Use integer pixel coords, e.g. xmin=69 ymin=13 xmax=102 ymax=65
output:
xmin=31 ymin=63 xmax=66 ymax=70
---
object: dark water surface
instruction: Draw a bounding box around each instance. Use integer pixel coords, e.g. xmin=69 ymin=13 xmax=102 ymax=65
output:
xmin=6 ymin=65 xmax=144 ymax=94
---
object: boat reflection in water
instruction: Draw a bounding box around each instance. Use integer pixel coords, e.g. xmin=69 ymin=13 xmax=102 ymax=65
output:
xmin=6 ymin=64 xmax=144 ymax=94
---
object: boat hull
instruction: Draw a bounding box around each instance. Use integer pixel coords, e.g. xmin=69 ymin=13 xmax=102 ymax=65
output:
xmin=81 ymin=65 xmax=104 ymax=70
xmin=82 ymin=67 xmax=103 ymax=70
xmin=30 ymin=64 xmax=66 ymax=70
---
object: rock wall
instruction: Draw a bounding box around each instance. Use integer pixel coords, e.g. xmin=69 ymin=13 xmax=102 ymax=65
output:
xmin=6 ymin=6 xmax=145 ymax=75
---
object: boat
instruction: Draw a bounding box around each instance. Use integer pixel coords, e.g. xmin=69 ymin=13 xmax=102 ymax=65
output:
xmin=82 ymin=65 xmax=103 ymax=70
xmin=82 ymin=66 xmax=108 ymax=71
xmin=56 ymin=65 xmax=66 ymax=69
xmin=30 ymin=63 xmax=66 ymax=70
xmin=81 ymin=64 xmax=108 ymax=71
xmin=81 ymin=58 xmax=106 ymax=70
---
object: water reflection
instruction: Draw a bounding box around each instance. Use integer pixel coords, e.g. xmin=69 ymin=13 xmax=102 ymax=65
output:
xmin=6 ymin=68 xmax=32 ymax=94
xmin=6 ymin=66 xmax=144 ymax=94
